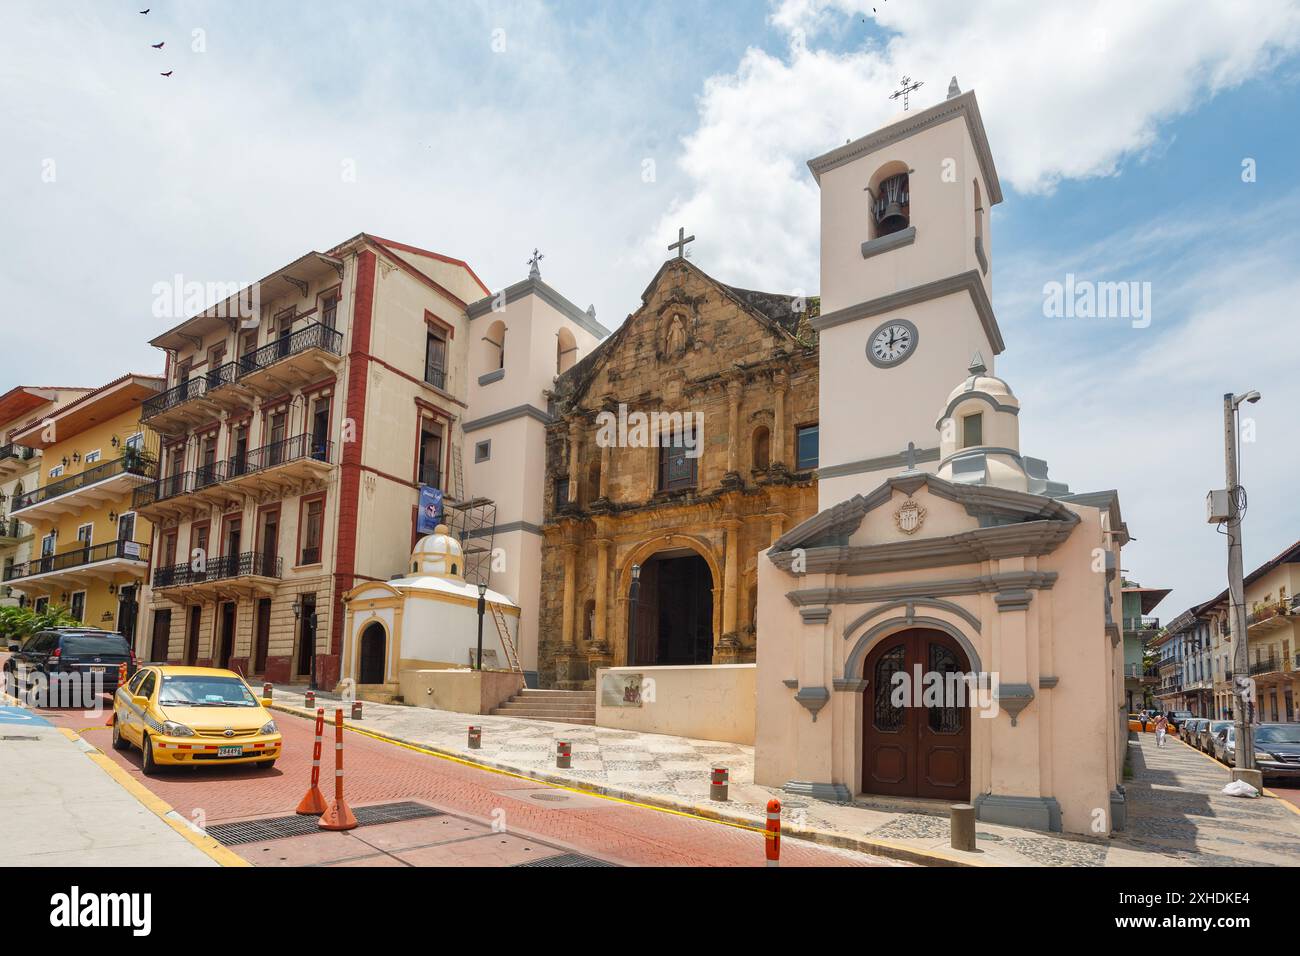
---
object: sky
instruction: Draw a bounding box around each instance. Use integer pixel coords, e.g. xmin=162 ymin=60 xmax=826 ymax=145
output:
xmin=1 ymin=0 xmax=1298 ymax=613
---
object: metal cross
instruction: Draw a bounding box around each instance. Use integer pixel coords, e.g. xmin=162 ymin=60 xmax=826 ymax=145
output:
xmin=902 ymin=441 xmax=918 ymax=471
xmin=889 ymin=75 xmax=924 ymax=111
xmin=527 ymin=248 xmax=544 ymax=277
xmin=668 ymin=227 xmax=695 ymax=260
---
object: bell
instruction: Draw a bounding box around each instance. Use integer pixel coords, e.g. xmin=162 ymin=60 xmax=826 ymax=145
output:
xmin=878 ymin=201 xmax=908 ymax=234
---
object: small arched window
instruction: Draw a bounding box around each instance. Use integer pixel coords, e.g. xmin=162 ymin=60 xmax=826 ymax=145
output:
xmin=868 ymin=161 xmax=911 ymax=239
xmin=752 ymin=426 xmax=770 ymax=471
xmin=483 ymin=319 xmax=506 ymax=372
xmin=557 ymin=327 xmax=577 ymax=375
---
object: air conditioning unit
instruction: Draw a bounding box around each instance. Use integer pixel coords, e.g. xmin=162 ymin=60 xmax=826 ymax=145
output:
xmin=1206 ymin=489 xmax=1231 ymax=523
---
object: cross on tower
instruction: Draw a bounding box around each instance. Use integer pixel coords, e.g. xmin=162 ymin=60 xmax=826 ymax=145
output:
xmin=668 ymin=226 xmax=695 ymax=260
xmin=889 ymin=75 xmax=924 ymax=111
xmin=527 ymin=248 xmax=544 ymax=278
xmin=901 ymin=441 xmax=919 ymax=472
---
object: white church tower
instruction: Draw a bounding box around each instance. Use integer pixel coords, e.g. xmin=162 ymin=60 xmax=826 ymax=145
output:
xmin=809 ymin=80 xmax=1006 ymax=508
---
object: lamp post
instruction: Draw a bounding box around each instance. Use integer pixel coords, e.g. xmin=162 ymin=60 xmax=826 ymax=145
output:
xmin=1223 ymin=389 xmax=1261 ymax=787
xmin=627 ymin=564 xmax=641 ymax=666
xmin=475 ymin=581 xmax=488 ymax=671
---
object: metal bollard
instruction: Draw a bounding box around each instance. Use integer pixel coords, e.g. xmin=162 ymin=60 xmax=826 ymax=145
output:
xmin=710 ymin=766 xmax=729 ymax=801
xmin=556 ymin=740 xmax=571 ymax=769
xmin=950 ymin=803 xmax=977 ymax=852
xmin=351 ymin=699 xmax=363 ymax=720
xmin=765 ymin=799 xmax=782 ymax=866
xmin=262 ymin=681 xmax=273 ymax=701
xmin=304 ymin=690 xmax=315 ymax=709
xmin=468 ymin=725 xmax=481 ymax=749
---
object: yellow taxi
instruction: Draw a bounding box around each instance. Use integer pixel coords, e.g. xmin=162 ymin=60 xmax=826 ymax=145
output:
xmin=112 ymin=665 xmax=282 ymax=774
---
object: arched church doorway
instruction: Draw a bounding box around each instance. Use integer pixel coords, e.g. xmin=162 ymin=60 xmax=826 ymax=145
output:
xmin=358 ymin=622 xmax=387 ymax=684
xmin=861 ymin=628 xmax=971 ymax=800
xmin=628 ymin=549 xmax=713 ymax=666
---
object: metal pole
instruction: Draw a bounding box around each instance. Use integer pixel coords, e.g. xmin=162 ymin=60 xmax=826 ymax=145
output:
xmin=627 ymin=574 xmax=641 ymax=667
xmin=308 ymin=611 xmax=318 ymax=692
xmin=475 ymin=591 xmax=485 ymax=671
xmin=1224 ymin=394 xmax=1257 ymax=783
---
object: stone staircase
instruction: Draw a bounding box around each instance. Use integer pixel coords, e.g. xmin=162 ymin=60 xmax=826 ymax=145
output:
xmin=490 ymin=688 xmax=596 ymax=725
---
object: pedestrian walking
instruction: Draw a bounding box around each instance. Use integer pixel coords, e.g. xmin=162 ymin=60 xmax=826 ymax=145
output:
xmin=1154 ymin=713 xmax=1168 ymax=748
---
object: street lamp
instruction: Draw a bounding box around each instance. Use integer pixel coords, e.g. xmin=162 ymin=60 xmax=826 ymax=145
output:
xmin=627 ymin=564 xmax=641 ymax=666
xmin=475 ymin=581 xmax=488 ymax=671
xmin=1221 ymin=389 xmax=1261 ymax=786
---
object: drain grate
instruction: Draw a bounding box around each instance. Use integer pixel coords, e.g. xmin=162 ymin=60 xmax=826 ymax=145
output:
xmin=0 ymin=735 xmax=38 ymax=741
xmin=206 ymin=801 xmax=444 ymax=846
xmin=515 ymin=852 xmax=618 ymax=868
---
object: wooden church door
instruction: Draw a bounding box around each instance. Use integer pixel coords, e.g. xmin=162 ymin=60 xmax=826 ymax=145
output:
xmin=861 ymin=628 xmax=971 ymax=801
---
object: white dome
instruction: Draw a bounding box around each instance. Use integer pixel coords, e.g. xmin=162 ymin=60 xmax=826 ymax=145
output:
xmin=410 ymin=523 xmax=465 ymax=579
xmin=944 ymin=372 xmax=1020 ymax=412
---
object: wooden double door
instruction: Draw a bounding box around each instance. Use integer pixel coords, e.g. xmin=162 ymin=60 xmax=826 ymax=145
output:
xmin=862 ymin=628 xmax=971 ymax=801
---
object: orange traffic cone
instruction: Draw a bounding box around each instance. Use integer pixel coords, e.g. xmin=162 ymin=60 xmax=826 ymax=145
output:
xmin=318 ymin=709 xmax=357 ymax=830
xmin=295 ymin=708 xmax=328 ymax=815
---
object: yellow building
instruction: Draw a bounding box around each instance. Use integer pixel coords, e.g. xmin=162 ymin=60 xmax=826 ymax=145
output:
xmin=6 ymin=374 xmax=163 ymax=640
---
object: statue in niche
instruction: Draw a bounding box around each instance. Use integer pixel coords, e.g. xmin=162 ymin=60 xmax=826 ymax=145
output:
xmin=665 ymin=315 xmax=687 ymax=357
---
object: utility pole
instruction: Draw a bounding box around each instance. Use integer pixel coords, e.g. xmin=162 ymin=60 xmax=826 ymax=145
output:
xmin=1223 ymin=390 xmax=1262 ymax=789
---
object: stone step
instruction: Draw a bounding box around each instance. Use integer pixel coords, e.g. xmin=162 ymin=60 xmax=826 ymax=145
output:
xmin=514 ymin=689 xmax=595 ymax=700
xmin=493 ymin=697 xmax=595 ymax=712
xmin=488 ymin=711 xmax=596 ymax=725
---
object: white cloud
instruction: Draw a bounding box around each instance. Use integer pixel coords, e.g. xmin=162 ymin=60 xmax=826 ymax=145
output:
xmin=647 ymin=0 xmax=1300 ymax=290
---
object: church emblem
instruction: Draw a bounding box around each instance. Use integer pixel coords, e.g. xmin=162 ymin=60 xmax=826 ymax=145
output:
xmin=893 ymin=497 xmax=926 ymax=535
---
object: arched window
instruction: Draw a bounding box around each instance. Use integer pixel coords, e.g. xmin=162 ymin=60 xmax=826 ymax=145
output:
xmin=752 ymin=426 xmax=770 ymax=471
xmin=868 ymin=161 xmax=911 ymax=239
xmin=483 ymin=319 xmax=506 ymax=372
xmin=557 ymin=327 xmax=577 ymax=375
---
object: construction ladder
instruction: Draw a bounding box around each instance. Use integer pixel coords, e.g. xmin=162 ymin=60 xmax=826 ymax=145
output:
xmin=488 ymin=600 xmax=523 ymax=675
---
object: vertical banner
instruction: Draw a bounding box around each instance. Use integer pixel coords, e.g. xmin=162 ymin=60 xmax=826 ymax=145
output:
xmin=417 ymin=485 xmax=443 ymax=534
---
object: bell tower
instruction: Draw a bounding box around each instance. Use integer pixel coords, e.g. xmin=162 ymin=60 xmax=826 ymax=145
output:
xmin=808 ymin=80 xmax=1007 ymax=509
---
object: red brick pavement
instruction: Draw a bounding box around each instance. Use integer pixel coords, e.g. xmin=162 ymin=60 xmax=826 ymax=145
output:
xmin=34 ymin=696 xmax=889 ymax=867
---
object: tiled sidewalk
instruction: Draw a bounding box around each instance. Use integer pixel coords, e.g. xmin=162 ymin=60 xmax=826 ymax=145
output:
xmin=269 ymin=685 xmax=1300 ymax=866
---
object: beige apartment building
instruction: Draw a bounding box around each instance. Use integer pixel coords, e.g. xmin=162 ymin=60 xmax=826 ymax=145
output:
xmin=136 ymin=234 xmax=604 ymax=690
xmin=0 ymin=386 xmax=92 ymax=607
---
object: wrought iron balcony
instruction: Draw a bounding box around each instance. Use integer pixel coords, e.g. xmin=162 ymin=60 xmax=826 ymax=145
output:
xmin=0 ymin=516 xmax=22 ymax=541
xmin=11 ymin=454 xmax=153 ymax=515
xmin=1249 ymin=657 xmax=1280 ymax=676
xmin=238 ymin=322 xmax=343 ymax=378
xmin=3 ymin=538 xmax=150 ymax=584
xmin=132 ymin=470 xmax=192 ymax=510
xmin=224 ymin=433 xmax=332 ymax=493
xmin=1123 ymin=615 xmax=1161 ymax=631
xmin=0 ymin=443 xmax=34 ymax=465
xmin=142 ymin=376 xmax=208 ymax=421
xmin=152 ymin=550 xmax=281 ymax=589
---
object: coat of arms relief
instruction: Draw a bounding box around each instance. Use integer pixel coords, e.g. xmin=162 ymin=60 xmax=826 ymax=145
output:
xmin=893 ymin=497 xmax=927 ymax=535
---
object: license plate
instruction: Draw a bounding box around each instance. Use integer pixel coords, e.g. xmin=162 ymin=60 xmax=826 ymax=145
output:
xmin=216 ymin=746 xmax=243 ymax=758
xmin=90 ymin=666 xmax=106 ymax=674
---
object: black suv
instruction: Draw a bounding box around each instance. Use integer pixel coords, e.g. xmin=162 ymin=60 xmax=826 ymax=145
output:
xmin=4 ymin=628 xmax=136 ymax=706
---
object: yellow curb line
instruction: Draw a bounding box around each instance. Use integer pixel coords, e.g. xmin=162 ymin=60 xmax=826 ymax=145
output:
xmin=270 ymin=701 xmax=990 ymax=867
xmin=56 ymin=727 xmax=249 ymax=868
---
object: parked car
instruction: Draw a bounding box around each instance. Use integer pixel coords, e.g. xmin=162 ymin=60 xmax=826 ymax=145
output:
xmin=3 ymin=628 xmax=135 ymax=706
xmin=1200 ymin=720 xmax=1233 ymax=753
xmin=112 ymin=665 xmax=281 ymax=775
xmin=1250 ymin=723 xmax=1300 ymax=782
xmin=1213 ymin=725 xmax=1235 ymax=763
xmin=1182 ymin=718 xmax=1208 ymax=744
xmin=1166 ymin=710 xmax=1194 ymax=732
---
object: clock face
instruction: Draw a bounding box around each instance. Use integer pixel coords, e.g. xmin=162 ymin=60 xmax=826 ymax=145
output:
xmin=869 ymin=322 xmax=916 ymax=366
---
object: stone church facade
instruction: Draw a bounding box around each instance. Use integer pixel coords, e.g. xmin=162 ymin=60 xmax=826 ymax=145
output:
xmin=538 ymin=258 xmax=820 ymax=688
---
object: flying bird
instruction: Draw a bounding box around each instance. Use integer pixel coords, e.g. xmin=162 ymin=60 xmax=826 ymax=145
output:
xmin=152 ymin=42 xmax=164 ymax=49
xmin=160 ymin=71 xmax=172 ymax=77
xmin=140 ymin=8 xmax=149 ymax=13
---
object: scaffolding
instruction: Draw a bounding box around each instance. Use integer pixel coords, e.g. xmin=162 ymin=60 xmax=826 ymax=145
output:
xmin=441 ymin=496 xmax=497 ymax=589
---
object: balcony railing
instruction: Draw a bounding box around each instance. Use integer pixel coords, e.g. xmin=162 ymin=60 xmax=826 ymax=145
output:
xmin=236 ymin=433 xmax=331 ymax=476
xmin=205 ymin=360 xmax=239 ymax=392
xmin=0 ymin=516 xmax=22 ymax=539
xmin=12 ymin=454 xmax=153 ymax=512
xmin=3 ymin=538 xmax=149 ymax=583
xmin=238 ymin=322 xmax=342 ymax=376
xmin=153 ymin=550 xmax=282 ymax=589
xmin=142 ymin=376 xmax=208 ymax=421
xmin=0 ymin=443 xmax=34 ymax=464
xmin=1249 ymin=657 xmax=1279 ymax=676
xmin=425 ymin=364 xmax=447 ymax=391
xmin=1123 ymin=616 xmax=1161 ymax=631
xmin=133 ymin=470 xmax=192 ymax=510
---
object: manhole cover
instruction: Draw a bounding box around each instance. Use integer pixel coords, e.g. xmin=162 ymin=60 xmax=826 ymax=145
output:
xmin=515 ymin=852 xmax=618 ymax=867
xmin=206 ymin=801 xmax=444 ymax=846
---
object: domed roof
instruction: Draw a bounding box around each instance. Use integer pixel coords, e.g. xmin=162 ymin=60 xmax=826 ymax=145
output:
xmin=943 ymin=354 xmax=1019 ymax=412
xmin=410 ymin=523 xmax=465 ymax=579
